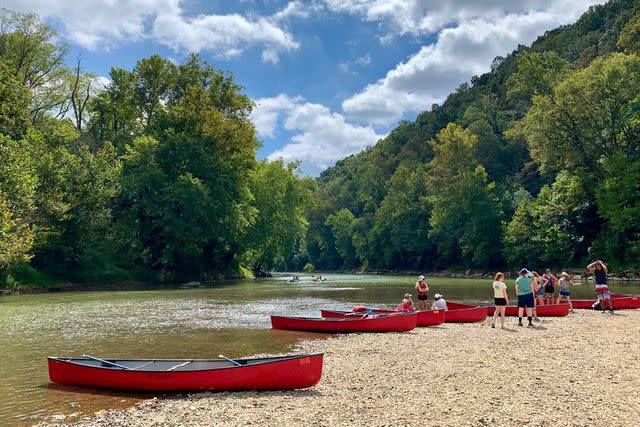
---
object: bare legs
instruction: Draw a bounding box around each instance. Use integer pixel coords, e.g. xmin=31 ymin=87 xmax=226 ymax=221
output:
xmin=491 ymin=306 xmax=506 ymax=328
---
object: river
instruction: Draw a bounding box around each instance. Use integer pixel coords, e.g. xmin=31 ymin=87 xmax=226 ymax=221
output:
xmin=1 ymin=273 xmax=638 ymax=425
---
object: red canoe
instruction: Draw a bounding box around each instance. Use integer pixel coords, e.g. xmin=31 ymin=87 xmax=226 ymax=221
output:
xmin=48 ymin=353 xmax=323 ymax=392
xmin=320 ymin=309 xmax=445 ymax=327
xmin=571 ymin=294 xmax=640 ymax=310
xmin=444 ymin=302 xmax=488 ymax=323
xmin=486 ymin=304 xmax=570 ymax=317
xmin=271 ymin=313 xmax=417 ymax=332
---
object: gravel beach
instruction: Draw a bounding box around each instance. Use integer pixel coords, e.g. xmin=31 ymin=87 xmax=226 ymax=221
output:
xmin=59 ymin=310 xmax=640 ymax=427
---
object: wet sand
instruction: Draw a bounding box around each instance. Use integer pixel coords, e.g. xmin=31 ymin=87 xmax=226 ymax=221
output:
xmin=54 ymin=310 xmax=639 ymax=426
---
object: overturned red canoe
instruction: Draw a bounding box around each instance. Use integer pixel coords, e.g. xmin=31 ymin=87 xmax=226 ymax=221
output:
xmin=48 ymin=353 xmax=323 ymax=392
xmin=571 ymin=295 xmax=640 ymax=310
xmin=271 ymin=313 xmax=417 ymax=332
xmin=444 ymin=302 xmax=488 ymax=323
xmin=486 ymin=304 xmax=570 ymax=317
xmin=320 ymin=309 xmax=445 ymax=327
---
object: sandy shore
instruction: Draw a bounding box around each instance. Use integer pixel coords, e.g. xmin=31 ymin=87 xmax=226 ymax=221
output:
xmin=59 ymin=310 xmax=639 ymax=427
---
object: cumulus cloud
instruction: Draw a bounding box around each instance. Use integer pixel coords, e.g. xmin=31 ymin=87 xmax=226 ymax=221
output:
xmin=341 ymin=0 xmax=603 ymax=125
xmin=6 ymin=0 xmax=300 ymax=62
xmin=253 ymin=95 xmax=384 ymax=175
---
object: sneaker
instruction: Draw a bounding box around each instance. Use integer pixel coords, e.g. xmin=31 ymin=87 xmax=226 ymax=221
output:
xmin=528 ymin=323 xmax=533 ymax=327
xmin=518 ymin=321 xmax=523 ymax=327
xmin=491 ymin=324 xmax=495 ymax=328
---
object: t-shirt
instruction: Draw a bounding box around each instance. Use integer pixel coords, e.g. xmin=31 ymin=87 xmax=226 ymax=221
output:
xmin=492 ymin=281 xmax=507 ymax=298
xmin=594 ymin=269 xmax=607 ymax=285
xmin=515 ymin=276 xmax=533 ymax=295
xmin=433 ymin=298 xmax=448 ymax=310
xmin=559 ymin=277 xmax=570 ymax=292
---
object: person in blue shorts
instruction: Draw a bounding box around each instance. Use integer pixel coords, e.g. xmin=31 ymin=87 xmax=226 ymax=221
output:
xmin=515 ymin=268 xmax=535 ymax=327
xmin=556 ymin=272 xmax=575 ymax=312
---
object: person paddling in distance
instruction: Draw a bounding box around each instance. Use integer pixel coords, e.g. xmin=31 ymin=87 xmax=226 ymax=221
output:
xmin=556 ymin=272 xmax=575 ymax=312
xmin=432 ymin=293 xmax=448 ymax=311
xmin=491 ymin=272 xmax=509 ymax=329
xmin=543 ymin=269 xmax=558 ymax=305
xmin=515 ymin=268 xmax=535 ymax=327
xmin=415 ymin=275 xmax=429 ymax=310
xmin=587 ymin=260 xmax=613 ymax=314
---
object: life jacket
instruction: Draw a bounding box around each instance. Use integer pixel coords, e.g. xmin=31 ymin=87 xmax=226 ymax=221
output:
xmin=353 ymin=306 xmax=367 ymax=313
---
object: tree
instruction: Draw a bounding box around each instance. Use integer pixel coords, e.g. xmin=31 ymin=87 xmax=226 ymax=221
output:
xmin=506 ymin=51 xmax=571 ymax=100
xmin=0 ymin=9 xmax=70 ymax=122
xmin=518 ymin=53 xmax=640 ymax=175
xmin=371 ymin=165 xmax=433 ymax=269
xmin=503 ymin=172 xmax=592 ymax=267
xmin=618 ymin=14 xmax=640 ymax=53
xmin=426 ymin=124 xmax=503 ymax=267
xmin=325 ymin=209 xmax=358 ymax=269
xmin=244 ymin=160 xmax=313 ymax=272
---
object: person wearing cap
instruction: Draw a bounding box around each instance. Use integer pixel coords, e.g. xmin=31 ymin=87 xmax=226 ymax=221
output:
xmin=556 ymin=272 xmax=575 ymax=312
xmin=415 ymin=275 xmax=429 ymax=310
xmin=515 ymin=268 xmax=535 ymax=327
xmin=400 ymin=293 xmax=415 ymax=312
xmin=431 ymin=293 xmax=448 ymax=311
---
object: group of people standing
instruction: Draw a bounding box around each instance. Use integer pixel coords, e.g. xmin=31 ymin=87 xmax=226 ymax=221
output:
xmin=491 ymin=259 xmax=613 ymax=329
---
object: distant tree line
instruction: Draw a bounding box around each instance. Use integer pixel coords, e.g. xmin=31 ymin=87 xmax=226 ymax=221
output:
xmin=294 ymin=0 xmax=640 ymax=273
xmin=0 ymin=9 xmax=313 ymax=285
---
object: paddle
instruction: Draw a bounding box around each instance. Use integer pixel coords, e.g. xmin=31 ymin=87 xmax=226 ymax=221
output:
xmin=218 ymin=354 xmax=242 ymax=366
xmin=82 ymin=354 xmax=132 ymax=370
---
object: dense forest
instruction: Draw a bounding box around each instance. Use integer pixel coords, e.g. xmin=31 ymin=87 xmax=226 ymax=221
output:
xmin=0 ymin=9 xmax=313 ymax=286
xmin=1 ymin=0 xmax=640 ymax=288
xmin=294 ymin=0 xmax=640 ymax=273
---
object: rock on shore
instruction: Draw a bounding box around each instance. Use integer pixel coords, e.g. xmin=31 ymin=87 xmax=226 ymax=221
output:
xmin=63 ymin=310 xmax=639 ymax=427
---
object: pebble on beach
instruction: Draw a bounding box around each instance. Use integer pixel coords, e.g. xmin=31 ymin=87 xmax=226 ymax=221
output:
xmin=62 ymin=310 xmax=639 ymax=427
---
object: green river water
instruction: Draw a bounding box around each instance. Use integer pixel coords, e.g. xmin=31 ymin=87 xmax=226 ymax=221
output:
xmin=1 ymin=273 xmax=638 ymax=425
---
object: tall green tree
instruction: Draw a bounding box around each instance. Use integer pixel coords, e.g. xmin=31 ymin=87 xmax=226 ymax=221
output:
xmin=426 ymin=124 xmax=503 ymax=267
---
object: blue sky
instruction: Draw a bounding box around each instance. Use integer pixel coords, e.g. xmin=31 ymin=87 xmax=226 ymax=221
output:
xmin=4 ymin=0 xmax=603 ymax=175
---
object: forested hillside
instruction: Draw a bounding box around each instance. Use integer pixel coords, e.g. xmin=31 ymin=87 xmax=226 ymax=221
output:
xmin=0 ymin=10 xmax=313 ymax=286
xmin=298 ymin=0 xmax=640 ymax=273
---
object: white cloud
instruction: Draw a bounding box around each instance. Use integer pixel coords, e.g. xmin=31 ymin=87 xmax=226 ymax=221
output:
xmin=355 ymin=53 xmax=371 ymax=66
xmin=341 ymin=0 xmax=604 ymax=125
xmin=6 ymin=0 xmax=300 ymax=62
xmin=254 ymin=95 xmax=384 ymax=175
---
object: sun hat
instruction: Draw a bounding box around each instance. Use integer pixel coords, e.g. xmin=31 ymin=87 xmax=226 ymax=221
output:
xmin=418 ymin=275 xmax=425 ymax=280
xmin=404 ymin=293 xmax=412 ymax=298
xmin=434 ymin=293 xmax=442 ymax=299
xmin=561 ymin=271 xmax=569 ymax=277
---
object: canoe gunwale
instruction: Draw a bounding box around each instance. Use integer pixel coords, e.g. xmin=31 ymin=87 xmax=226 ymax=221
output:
xmin=47 ymin=353 xmax=324 ymax=373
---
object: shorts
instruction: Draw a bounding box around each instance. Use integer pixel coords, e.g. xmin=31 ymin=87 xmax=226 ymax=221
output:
xmin=417 ymin=293 xmax=428 ymax=301
xmin=560 ymin=290 xmax=570 ymax=296
xmin=545 ymin=285 xmax=554 ymax=294
xmin=536 ymin=288 xmax=544 ymax=296
xmin=494 ymin=297 xmax=507 ymax=306
xmin=595 ymin=285 xmax=610 ymax=300
xmin=517 ymin=293 xmax=535 ymax=308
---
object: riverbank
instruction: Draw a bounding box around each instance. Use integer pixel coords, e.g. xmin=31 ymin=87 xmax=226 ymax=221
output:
xmin=56 ymin=310 xmax=640 ymax=426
